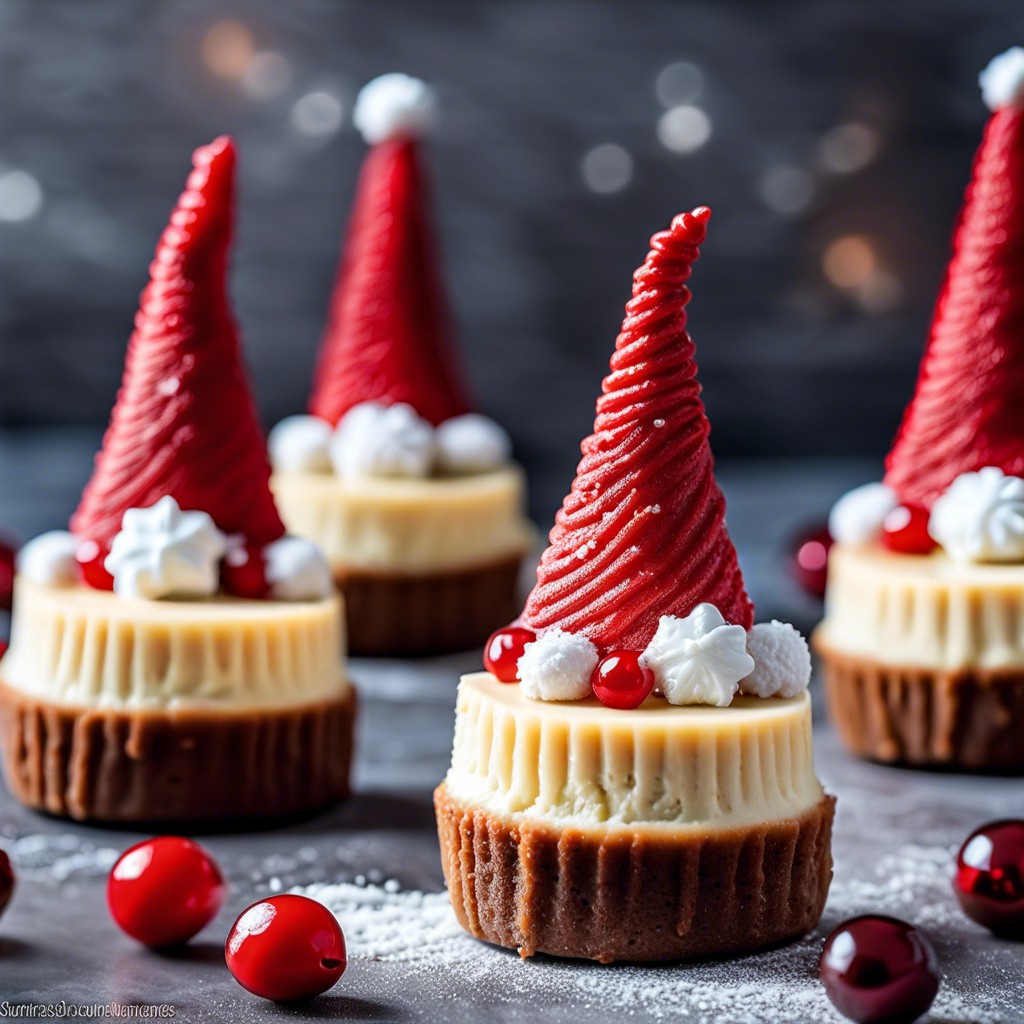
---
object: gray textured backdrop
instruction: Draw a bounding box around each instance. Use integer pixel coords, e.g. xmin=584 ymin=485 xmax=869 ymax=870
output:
xmin=0 ymin=0 xmax=1017 ymax=499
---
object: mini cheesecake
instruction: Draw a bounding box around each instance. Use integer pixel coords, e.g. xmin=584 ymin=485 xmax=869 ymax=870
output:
xmin=269 ymin=75 xmax=533 ymax=655
xmin=816 ymin=50 xmax=1024 ymax=773
xmin=435 ymin=209 xmax=833 ymax=962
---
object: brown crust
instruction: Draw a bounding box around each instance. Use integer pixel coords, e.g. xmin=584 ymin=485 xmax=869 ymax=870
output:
xmin=0 ymin=681 xmax=356 ymax=825
xmin=433 ymin=784 xmax=835 ymax=963
xmin=816 ymin=636 xmax=1024 ymax=772
xmin=337 ymin=556 xmax=523 ymax=656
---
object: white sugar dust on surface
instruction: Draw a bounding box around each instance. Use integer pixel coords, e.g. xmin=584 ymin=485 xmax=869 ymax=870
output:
xmin=297 ymin=838 xmax=1008 ymax=1024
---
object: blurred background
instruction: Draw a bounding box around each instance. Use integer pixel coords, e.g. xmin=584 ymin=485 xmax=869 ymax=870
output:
xmin=0 ymin=0 xmax=1016 ymax=546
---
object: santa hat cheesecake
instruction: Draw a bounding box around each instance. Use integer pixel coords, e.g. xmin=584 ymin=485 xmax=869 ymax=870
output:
xmin=483 ymin=210 xmax=811 ymax=708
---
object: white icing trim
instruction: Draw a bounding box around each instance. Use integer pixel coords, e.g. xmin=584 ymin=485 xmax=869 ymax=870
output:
xmin=517 ymin=629 xmax=598 ymax=701
xmin=268 ymin=415 xmax=332 ymax=473
xmin=929 ymin=466 xmax=1024 ymax=563
xmin=353 ymin=73 xmax=436 ymax=144
xmin=980 ymin=47 xmax=1024 ymax=112
xmin=740 ymin=621 xmax=812 ymax=698
xmin=16 ymin=531 xmax=79 ymax=587
xmin=264 ymin=536 xmax=333 ymax=600
xmin=828 ymin=482 xmax=897 ymax=546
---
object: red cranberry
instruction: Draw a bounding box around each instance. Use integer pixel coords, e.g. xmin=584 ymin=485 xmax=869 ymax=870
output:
xmin=76 ymin=539 xmax=115 ymax=591
xmin=788 ymin=523 xmax=832 ymax=599
xmin=592 ymin=650 xmax=654 ymax=709
xmin=0 ymin=640 xmax=7 ymax=660
xmin=221 ymin=541 xmax=270 ymax=599
xmin=483 ymin=626 xmax=536 ymax=682
xmin=882 ymin=505 xmax=936 ymax=555
xmin=821 ymin=916 xmax=940 ymax=1024
xmin=226 ymin=894 xmax=346 ymax=1002
xmin=0 ymin=538 xmax=15 ymax=611
xmin=0 ymin=850 xmax=15 ymax=919
xmin=955 ymin=819 xmax=1024 ymax=937
xmin=107 ymin=836 xmax=226 ymax=947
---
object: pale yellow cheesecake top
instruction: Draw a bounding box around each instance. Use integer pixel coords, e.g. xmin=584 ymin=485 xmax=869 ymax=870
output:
xmin=443 ymin=672 xmax=824 ymax=832
xmin=271 ymin=465 xmax=536 ymax=575
xmin=818 ymin=542 xmax=1024 ymax=671
xmin=0 ymin=578 xmax=349 ymax=711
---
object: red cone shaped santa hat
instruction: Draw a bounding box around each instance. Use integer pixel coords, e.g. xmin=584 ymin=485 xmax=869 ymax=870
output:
xmin=71 ymin=136 xmax=285 ymax=552
xmin=308 ymin=73 xmax=472 ymax=428
xmin=885 ymin=48 xmax=1024 ymax=508
xmin=521 ymin=208 xmax=753 ymax=651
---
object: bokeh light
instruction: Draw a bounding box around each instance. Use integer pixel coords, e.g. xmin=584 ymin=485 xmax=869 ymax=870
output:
xmin=581 ymin=143 xmax=633 ymax=194
xmin=0 ymin=170 xmax=43 ymax=222
xmin=202 ymin=20 xmax=256 ymax=80
xmin=654 ymin=62 xmax=704 ymax=107
xmin=290 ymin=91 xmax=344 ymax=137
xmin=657 ymin=105 xmax=712 ymax=154
xmin=819 ymin=123 xmax=880 ymax=174
xmin=759 ymin=164 xmax=815 ymax=216
xmin=823 ymin=235 xmax=875 ymax=289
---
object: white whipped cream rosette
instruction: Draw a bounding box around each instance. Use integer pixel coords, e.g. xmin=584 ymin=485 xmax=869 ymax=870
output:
xmin=329 ymin=401 xmax=437 ymax=479
xmin=929 ymin=466 xmax=1024 ymax=563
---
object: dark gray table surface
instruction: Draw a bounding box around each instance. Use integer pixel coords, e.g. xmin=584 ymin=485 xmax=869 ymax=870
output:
xmin=0 ymin=432 xmax=1022 ymax=1023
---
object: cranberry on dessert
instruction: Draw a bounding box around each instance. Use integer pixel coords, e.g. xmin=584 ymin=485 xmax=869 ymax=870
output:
xmin=789 ymin=523 xmax=832 ymax=599
xmin=221 ymin=541 xmax=270 ymax=599
xmin=881 ymin=505 xmax=935 ymax=555
xmin=955 ymin=819 xmax=1024 ymax=937
xmin=820 ymin=915 xmax=940 ymax=1024
xmin=226 ymin=894 xmax=346 ymax=1002
xmin=0 ymin=850 xmax=15 ymax=919
xmin=75 ymin=539 xmax=115 ymax=591
xmin=0 ymin=538 xmax=14 ymax=611
xmin=592 ymin=650 xmax=654 ymax=709
xmin=483 ymin=626 xmax=536 ymax=682
xmin=108 ymin=837 xmax=226 ymax=947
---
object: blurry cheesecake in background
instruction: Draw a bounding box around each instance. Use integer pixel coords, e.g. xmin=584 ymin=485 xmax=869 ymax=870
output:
xmin=0 ymin=137 xmax=355 ymax=823
xmin=435 ymin=209 xmax=834 ymax=963
xmin=815 ymin=48 xmax=1024 ymax=772
xmin=270 ymin=74 xmax=534 ymax=656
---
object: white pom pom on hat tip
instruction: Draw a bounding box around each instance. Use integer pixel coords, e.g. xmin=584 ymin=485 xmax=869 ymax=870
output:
xmin=979 ymin=47 xmax=1024 ymax=112
xmin=353 ymin=73 xmax=436 ymax=145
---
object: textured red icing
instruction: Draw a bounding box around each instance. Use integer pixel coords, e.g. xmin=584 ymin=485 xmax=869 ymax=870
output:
xmin=308 ymin=137 xmax=472 ymax=427
xmin=71 ymin=136 xmax=285 ymax=553
xmin=885 ymin=106 xmax=1024 ymax=508
xmin=520 ymin=208 xmax=753 ymax=651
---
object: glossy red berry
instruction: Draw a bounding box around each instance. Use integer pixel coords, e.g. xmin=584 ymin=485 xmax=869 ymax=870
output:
xmin=788 ymin=523 xmax=832 ymax=599
xmin=221 ymin=541 xmax=269 ymax=599
xmin=483 ymin=626 xmax=536 ymax=682
xmin=592 ymin=650 xmax=655 ymax=709
xmin=76 ymin=539 xmax=115 ymax=591
xmin=954 ymin=819 xmax=1024 ymax=937
xmin=0 ymin=640 xmax=8 ymax=660
xmin=0 ymin=850 xmax=15 ymax=919
xmin=0 ymin=537 xmax=15 ymax=612
xmin=821 ymin=916 xmax=940 ymax=1024
xmin=108 ymin=837 xmax=226 ymax=947
xmin=226 ymin=894 xmax=346 ymax=1002
xmin=882 ymin=505 xmax=936 ymax=555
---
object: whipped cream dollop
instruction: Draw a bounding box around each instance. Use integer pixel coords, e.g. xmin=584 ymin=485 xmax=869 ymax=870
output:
xmin=929 ymin=466 xmax=1024 ymax=563
xmin=828 ymin=482 xmax=898 ymax=545
xmin=740 ymin=621 xmax=812 ymax=699
xmin=354 ymin=73 xmax=436 ymax=145
xmin=268 ymin=415 xmax=333 ymax=473
xmin=640 ymin=603 xmax=754 ymax=707
xmin=435 ymin=414 xmax=512 ymax=474
xmin=329 ymin=402 xmax=436 ymax=479
xmin=263 ymin=536 xmax=333 ymax=600
xmin=16 ymin=530 xmax=79 ymax=586
xmin=980 ymin=47 xmax=1024 ymax=112
xmin=517 ymin=628 xmax=598 ymax=701
xmin=105 ymin=496 xmax=228 ymax=600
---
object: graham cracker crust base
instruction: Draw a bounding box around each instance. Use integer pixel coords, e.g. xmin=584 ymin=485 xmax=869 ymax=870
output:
xmin=0 ymin=681 xmax=356 ymax=824
xmin=815 ymin=636 xmax=1024 ymax=772
xmin=434 ymin=785 xmax=835 ymax=963
xmin=337 ymin=556 xmax=523 ymax=656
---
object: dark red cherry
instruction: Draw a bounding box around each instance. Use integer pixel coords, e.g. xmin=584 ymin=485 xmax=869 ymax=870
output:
xmin=483 ymin=627 xmax=536 ymax=682
xmin=0 ymin=849 xmax=15 ymax=919
xmin=954 ymin=819 xmax=1024 ymax=937
xmin=788 ymin=523 xmax=832 ymax=599
xmin=881 ymin=505 xmax=936 ymax=555
xmin=76 ymin=539 xmax=115 ymax=591
xmin=0 ymin=537 xmax=15 ymax=611
xmin=221 ymin=541 xmax=270 ymax=599
xmin=820 ymin=916 xmax=940 ymax=1024
xmin=592 ymin=650 xmax=654 ymax=709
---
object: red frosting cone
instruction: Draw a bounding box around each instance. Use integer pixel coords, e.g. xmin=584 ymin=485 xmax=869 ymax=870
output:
xmin=521 ymin=208 xmax=753 ymax=651
xmin=885 ymin=88 xmax=1024 ymax=507
xmin=308 ymin=132 xmax=472 ymax=427
xmin=71 ymin=136 xmax=285 ymax=551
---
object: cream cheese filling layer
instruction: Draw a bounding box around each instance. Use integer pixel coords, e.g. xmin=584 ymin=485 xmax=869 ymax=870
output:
xmin=270 ymin=466 xmax=536 ymax=575
xmin=819 ymin=543 xmax=1024 ymax=671
xmin=443 ymin=672 xmax=824 ymax=831
xmin=0 ymin=578 xmax=349 ymax=711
